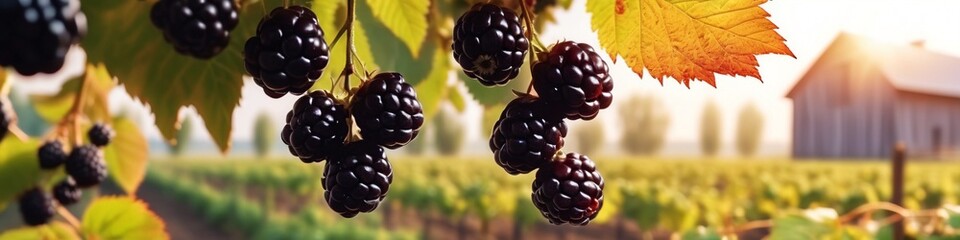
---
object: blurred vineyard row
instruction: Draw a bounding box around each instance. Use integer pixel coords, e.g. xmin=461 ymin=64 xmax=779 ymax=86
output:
xmin=149 ymin=157 xmax=960 ymax=239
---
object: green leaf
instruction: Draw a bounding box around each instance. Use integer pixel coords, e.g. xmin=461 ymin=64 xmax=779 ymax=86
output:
xmin=413 ymin=47 xmax=451 ymax=121
xmin=30 ymin=64 xmax=114 ymax=124
xmin=358 ymin=0 xmax=440 ymax=86
xmin=0 ymin=136 xmax=41 ymax=212
xmin=364 ymin=0 xmax=428 ymax=57
xmin=448 ymin=84 xmax=466 ymax=112
xmin=81 ymin=1 xmax=264 ymax=152
xmin=769 ymin=215 xmax=834 ymax=240
xmin=680 ymin=227 xmax=722 ymax=240
xmin=81 ymin=196 xmax=169 ymax=240
xmin=103 ymin=117 xmax=149 ymax=194
xmin=0 ymin=221 xmax=81 ymax=240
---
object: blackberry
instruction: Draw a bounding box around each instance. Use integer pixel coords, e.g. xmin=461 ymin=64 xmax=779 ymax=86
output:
xmin=0 ymin=100 xmax=9 ymax=142
xmin=65 ymin=145 xmax=107 ymax=188
xmin=150 ymin=0 xmax=239 ymax=59
xmin=244 ymin=6 xmax=329 ymax=98
xmin=533 ymin=41 xmax=613 ymax=120
xmin=53 ymin=177 xmax=81 ymax=206
xmin=452 ymin=3 xmax=528 ymax=86
xmin=0 ymin=0 xmax=86 ymax=75
xmin=38 ymin=140 xmax=67 ymax=169
xmin=18 ymin=188 xmax=54 ymax=226
xmin=87 ymin=123 xmax=114 ymax=147
xmin=322 ymin=140 xmax=393 ymax=218
xmin=282 ymin=90 xmax=349 ymax=163
xmin=490 ymin=96 xmax=566 ymax=175
xmin=350 ymin=73 xmax=424 ymax=149
xmin=532 ymin=152 xmax=604 ymax=225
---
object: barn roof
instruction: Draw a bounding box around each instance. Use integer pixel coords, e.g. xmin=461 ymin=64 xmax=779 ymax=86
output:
xmin=787 ymin=33 xmax=960 ymax=98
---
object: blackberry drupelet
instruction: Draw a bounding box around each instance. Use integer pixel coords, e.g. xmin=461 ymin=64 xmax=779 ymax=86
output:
xmin=532 ymin=41 xmax=613 ymax=120
xmin=65 ymin=145 xmax=107 ymax=188
xmin=87 ymin=123 xmax=114 ymax=147
xmin=53 ymin=177 xmax=81 ymax=206
xmin=489 ymin=96 xmax=566 ymax=175
xmin=532 ymin=152 xmax=604 ymax=225
xmin=452 ymin=3 xmax=528 ymax=86
xmin=38 ymin=140 xmax=67 ymax=169
xmin=150 ymin=0 xmax=239 ymax=58
xmin=282 ymin=90 xmax=349 ymax=163
xmin=18 ymin=187 xmax=55 ymax=226
xmin=322 ymin=140 xmax=393 ymax=218
xmin=0 ymin=0 xmax=86 ymax=75
xmin=350 ymin=72 xmax=424 ymax=149
xmin=244 ymin=6 xmax=329 ymax=98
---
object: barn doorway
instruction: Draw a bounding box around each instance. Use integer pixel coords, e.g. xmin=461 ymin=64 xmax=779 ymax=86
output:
xmin=933 ymin=127 xmax=943 ymax=158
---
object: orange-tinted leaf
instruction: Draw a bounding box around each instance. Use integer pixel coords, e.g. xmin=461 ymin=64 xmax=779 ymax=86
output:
xmin=588 ymin=0 xmax=794 ymax=86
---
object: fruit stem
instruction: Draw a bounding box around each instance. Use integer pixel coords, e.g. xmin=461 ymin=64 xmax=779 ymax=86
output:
xmin=519 ymin=1 xmax=547 ymax=53
xmin=59 ymin=69 xmax=91 ymax=146
xmin=7 ymin=124 xmax=29 ymax=141
xmin=340 ymin=0 xmax=357 ymax=94
xmin=56 ymin=206 xmax=82 ymax=232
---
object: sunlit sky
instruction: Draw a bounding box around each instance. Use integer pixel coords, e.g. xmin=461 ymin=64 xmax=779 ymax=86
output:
xmin=11 ymin=0 xmax=960 ymax=154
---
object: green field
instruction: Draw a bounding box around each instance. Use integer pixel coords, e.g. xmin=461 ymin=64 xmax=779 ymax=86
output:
xmin=144 ymin=156 xmax=960 ymax=239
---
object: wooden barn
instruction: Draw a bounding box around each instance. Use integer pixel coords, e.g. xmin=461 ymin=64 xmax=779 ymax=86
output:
xmin=787 ymin=33 xmax=960 ymax=159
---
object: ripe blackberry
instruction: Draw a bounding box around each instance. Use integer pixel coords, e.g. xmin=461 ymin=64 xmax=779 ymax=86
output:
xmin=282 ymin=91 xmax=349 ymax=163
xmin=38 ymin=140 xmax=67 ymax=169
xmin=322 ymin=140 xmax=393 ymax=218
xmin=532 ymin=152 xmax=604 ymax=225
xmin=533 ymin=41 xmax=613 ymax=120
xmin=18 ymin=187 xmax=54 ymax=226
xmin=0 ymin=0 xmax=86 ymax=75
xmin=452 ymin=3 xmax=528 ymax=86
xmin=150 ymin=0 xmax=239 ymax=59
xmin=88 ymin=123 xmax=114 ymax=147
xmin=0 ymin=100 xmax=9 ymax=142
xmin=350 ymin=73 xmax=424 ymax=149
xmin=65 ymin=145 xmax=107 ymax=188
xmin=489 ymin=96 xmax=566 ymax=175
xmin=53 ymin=177 xmax=81 ymax=206
xmin=244 ymin=6 xmax=329 ymax=98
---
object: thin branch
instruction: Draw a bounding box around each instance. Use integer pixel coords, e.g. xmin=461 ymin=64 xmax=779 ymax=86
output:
xmin=340 ymin=0 xmax=356 ymax=94
xmin=7 ymin=124 xmax=29 ymax=141
xmin=56 ymin=206 xmax=81 ymax=232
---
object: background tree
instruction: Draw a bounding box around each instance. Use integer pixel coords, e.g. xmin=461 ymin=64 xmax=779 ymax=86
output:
xmin=736 ymin=102 xmax=765 ymax=157
xmin=168 ymin=116 xmax=194 ymax=157
xmin=434 ymin=105 xmax=465 ymax=156
xmin=574 ymin=119 xmax=605 ymax=156
xmin=619 ymin=95 xmax=671 ymax=155
xmin=253 ymin=112 xmax=276 ymax=157
xmin=700 ymin=100 xmax=722 ymax=157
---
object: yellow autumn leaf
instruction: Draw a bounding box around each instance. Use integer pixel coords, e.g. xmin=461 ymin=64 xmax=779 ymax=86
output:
xmin=588 ymin=0 xmax=794 ymax=86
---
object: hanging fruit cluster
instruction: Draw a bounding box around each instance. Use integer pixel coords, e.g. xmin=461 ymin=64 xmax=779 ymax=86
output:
xmin=454 ymin=2 xmax=612 ymax=226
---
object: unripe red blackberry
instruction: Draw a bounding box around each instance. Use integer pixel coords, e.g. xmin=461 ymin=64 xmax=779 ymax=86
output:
xmin=322 ymin=140 xmax=393 ymax=218
xmin=490 ymin=96 xmax=566 ymax=175
xmin=18 ymin=187 xmax=55 ymax=226
xmin=244 ymin=6 xmax=329 ymax=98
xmin=65 ymin=145 xmax=107 ymax=188
xmin=452 ymin=3 xmax=528 ymax=86
xmin=532 ymin=152 xmax=604 ymax=225
xmin=38 ymin=140 xmax=67 ymax=169
xmin=150 ymin=0 xmax=239 ymax=58
xmin=88 ymin=123 xmax=114 ymax=147
xmin=350 ymin=73 xmax=425 ymax=149
xmin=282 ymin=90 xmax=349 ymax=163
xmin=533 ymin=41 xmax=613 ymax=120
xmin=53 ymin=177 xmax=81 ymax=206
xmin=0 ymin=0 xmax=86 ymax=75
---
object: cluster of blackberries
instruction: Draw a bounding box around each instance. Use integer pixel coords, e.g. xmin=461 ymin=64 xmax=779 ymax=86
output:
xmin=244 ymin=6 xmax=330 ymax=98
xmin=151 ymin=0 xmax=240 ymax=59
xmin=19 ymin=123 xmax=113 ymax=226
xmin=457 ymin=2 xmax=614 ymax=225
xmin=0 ymin=0 xmax=87 ymax=76
xmin=281 ymin=73 xmax=423 ymax=217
